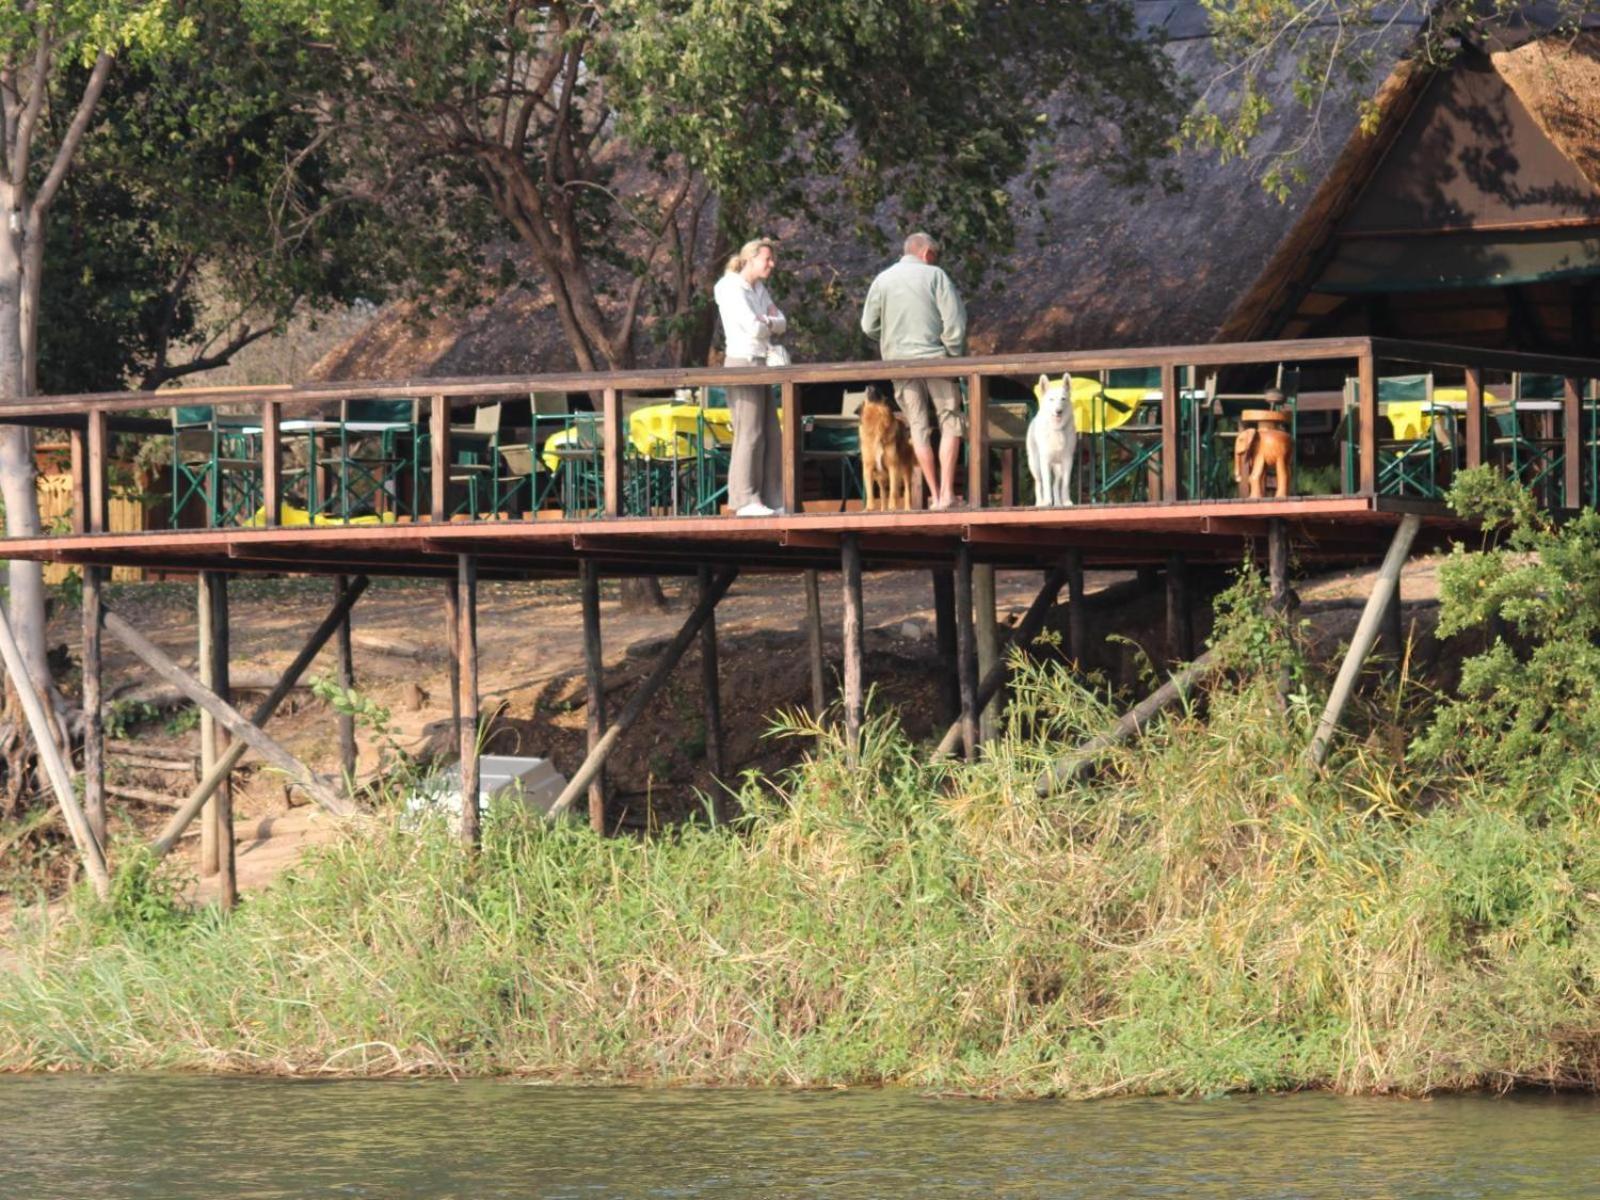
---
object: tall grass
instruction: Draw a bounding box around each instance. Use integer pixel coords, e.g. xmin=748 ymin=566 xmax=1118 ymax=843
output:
xmin=5 ymin=632 xmax=1600 ymax=1097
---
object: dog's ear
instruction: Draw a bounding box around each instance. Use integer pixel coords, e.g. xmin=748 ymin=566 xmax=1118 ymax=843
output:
xmin=1035 ymin=374 xmax=1049 ymax=399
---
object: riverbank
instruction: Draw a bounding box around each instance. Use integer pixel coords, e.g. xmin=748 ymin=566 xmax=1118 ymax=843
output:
xmin=4 ymin=596 xmax=1597 ymax=1096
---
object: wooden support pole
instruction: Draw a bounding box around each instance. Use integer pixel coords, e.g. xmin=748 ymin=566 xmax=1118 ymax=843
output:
xmin=1166 ymin=551 xmax=1193 ymax=663
xmin=781 ymin=380 xmax=802 ymax=515
xmin=974 ymin=563 xmax=999 ymax=742
xmin=1268 ymin=519 xmax=1291 ymax=611
xmin=1066 ymin=549 xmax=1087 ymax=663
xmin=151 ymin=577 xmax=369 ymax=856
xmin=548 ymin=569 xmax=738 ymax=818
xmin=841 ymin=534 xmax=864 ymax=759
xmin=1464 ymin=368 xmax=1484 ymax=471
xmin=931 ymin=568 xmax=958 ymax=724
xmin=445 ymin=574 xmax=460 ymax=751
xmin=1159 ymin=362 xmax=1179 ymax=501
xmin=198 ymin=575 xmax=220 ymax=878
xmin=200 ymin=572 xmax=235 ymax=907
xmin=457 ymin=555 xmax=480 ymax=849
xmin=580 ymin=559 xmax=607 ymax=834
xmin=933 ymin=555 xmax=1072 ymax=759
xmin=1380 ymin=570 xmax=1404 ymax=665
xmin=954 ymin=543 xmax=980 ymax=761
xmin=602 ymin=387 xmax=623 ymax=517
xmin=966 ymin=373 xmax=989 ymax=507
xmin=1357 ymin=350 xmax=1378 ymax=496
xmin=697 ymin=565 xmax=726 ymax=804
xmin=1564 ymin=376 xmax=1582 ymax=507
xmin=103 ymin=607 xmax=350 ymax=816
xmin=82 ymin=565 xmax=105 ymax=851
xmin=0 ymin=602 xmax=109 ymax=899
xmin=430 ymin=394 xmax=450 ymax=522
xmin=1036 ymin=651 xmax=1222 ymax=795
xmin=804 ymin=568 xmax=826 ymax=716
xmin=1307 ymin=513 xmax=1422 ymax=767
xmin=335 ymin=575 xmax=357 ymax=783
xmin=261 ymin=400 xmax=282 ymax=527
xmin=86 ymin=408 xmax=108 ymax=535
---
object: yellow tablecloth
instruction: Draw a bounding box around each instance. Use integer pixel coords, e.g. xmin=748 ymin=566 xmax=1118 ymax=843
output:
xmin=541 ymin=404 xmax=735 ymax=471
xmin=1387 ymin=388 xmax=1467 ymax=440
xmin=246 ymin=503 xmax=397 ymax=527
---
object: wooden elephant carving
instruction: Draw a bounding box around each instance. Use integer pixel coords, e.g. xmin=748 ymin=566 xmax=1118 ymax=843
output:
xmin=1233 ymin=426 xmax=1293 ymax=499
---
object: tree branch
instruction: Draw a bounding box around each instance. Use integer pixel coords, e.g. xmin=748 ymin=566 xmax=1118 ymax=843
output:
xmin=11 ymin=29 xmax=52 ymax=190
xmin=30 ymin=50 xmax=112 ymax=220
xmin=137 ymin=322 xmax=276 ymax=392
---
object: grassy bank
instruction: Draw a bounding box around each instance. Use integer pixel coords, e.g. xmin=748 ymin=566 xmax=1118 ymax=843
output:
xmin=4 ymin=642 xmax=1600 ymax=1095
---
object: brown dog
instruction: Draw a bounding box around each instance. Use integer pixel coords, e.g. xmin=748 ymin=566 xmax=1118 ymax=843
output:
xmin=860 ymin=385 xmax=919 ymax=511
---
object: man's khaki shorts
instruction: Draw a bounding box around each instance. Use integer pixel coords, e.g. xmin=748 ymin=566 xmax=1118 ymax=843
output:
xmin=895 ymin=377 xmax=964 ymax=448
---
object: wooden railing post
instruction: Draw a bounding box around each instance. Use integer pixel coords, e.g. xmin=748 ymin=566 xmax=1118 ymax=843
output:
xmin=1563 ymin=376 xmax=1582 ymax=508
xmin=602 ymin=387 xmax=623 ymax=517
xmin=1464 ymin=367 xmax=1484 ymax=470
xmin=1357 ymin=349 xmax=1378 ymax=496
xmin=966 ymin=372 xmax=989 ymax=508
xmin=69 ymin=427 xmax=86 ymax=535
xmin=781 ymin=379 xmax=802 ymax=515
xmin=261 ymin=399 xmax=282 ymax=527
xmin=429 ymin=394 xmax=449 ymax=522
xmin=86 ymin=408 xmax=108 ymax=533
xmin=1159 ymin=362 xmax=1179 ymax=501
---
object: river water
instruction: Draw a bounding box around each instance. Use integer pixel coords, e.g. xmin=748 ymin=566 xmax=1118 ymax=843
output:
xmin=3 ymin=1077 xmax=1599 ymax=1198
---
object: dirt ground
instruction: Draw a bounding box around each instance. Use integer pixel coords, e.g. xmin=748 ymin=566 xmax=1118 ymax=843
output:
xmin=29 ymin=554 xmax=1448 ymax=905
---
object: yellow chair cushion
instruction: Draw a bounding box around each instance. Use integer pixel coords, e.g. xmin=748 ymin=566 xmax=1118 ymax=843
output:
xmin=246 ymin=503 xmax=396 ymax=527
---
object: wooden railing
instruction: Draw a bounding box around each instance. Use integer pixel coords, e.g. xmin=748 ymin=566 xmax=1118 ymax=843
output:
xmin=5 ymin=334 xmax=1600 ymax=536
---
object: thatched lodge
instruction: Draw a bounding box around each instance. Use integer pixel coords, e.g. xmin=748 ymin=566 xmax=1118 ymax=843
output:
xmin=310 ymin=7 xmax=1600 ymax=382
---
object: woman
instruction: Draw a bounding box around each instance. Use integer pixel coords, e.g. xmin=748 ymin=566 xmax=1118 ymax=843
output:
xmin=713 ymin=238 xmax=787 ymax=517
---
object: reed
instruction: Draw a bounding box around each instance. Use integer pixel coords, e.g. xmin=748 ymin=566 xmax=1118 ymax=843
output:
xmin=4 ymin=623 xmax=1599 ymax=1096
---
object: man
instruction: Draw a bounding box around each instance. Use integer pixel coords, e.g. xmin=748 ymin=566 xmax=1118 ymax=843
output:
xmin=860 ymin=231 xmax=968 ymax=509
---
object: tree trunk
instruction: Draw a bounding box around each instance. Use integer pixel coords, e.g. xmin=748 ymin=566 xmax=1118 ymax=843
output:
xmin=619 ymin=577 xmax=669 ymax=613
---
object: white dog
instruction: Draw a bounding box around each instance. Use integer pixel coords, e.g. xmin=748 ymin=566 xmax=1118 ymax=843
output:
xmin=1027 ymin=373 xmax=1077 ymax=507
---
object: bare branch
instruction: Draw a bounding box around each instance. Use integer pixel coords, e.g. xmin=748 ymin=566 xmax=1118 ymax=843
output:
xmin=30 ymin=50 xmax=113 ymax=220
xmin=11 ymin=28 xmax=52 ymax=190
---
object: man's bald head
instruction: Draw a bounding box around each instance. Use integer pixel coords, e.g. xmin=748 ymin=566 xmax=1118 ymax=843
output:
xmin=904 ymin=232 xmax=940 ymax=263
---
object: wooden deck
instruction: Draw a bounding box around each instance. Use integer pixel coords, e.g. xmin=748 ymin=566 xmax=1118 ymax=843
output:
xmin=0 ymin=495 xmax=1456 ymax=579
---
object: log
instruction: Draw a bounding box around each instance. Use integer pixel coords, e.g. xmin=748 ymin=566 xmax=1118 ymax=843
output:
xmin=110 ymin=753 xmax=193 ymax=772
xmin=106 ymin=784 xmax=185 ymax=809
xmin=100 ymin=613 xmax=345 ymax=825
xmin=350 ymin=631 xmax=429 ymax=661
xmin=150 ymin=577 xmax=369 ymax=856
xmin=120 ymin=670 xmax=307 ymax=709
xmin=1035 ymin=651 xmax=1223 ymax=795
xmin=0 ymin=601 xmax=110 ymax=898
xmin=548 ymin=568 xmax=738 ymax=818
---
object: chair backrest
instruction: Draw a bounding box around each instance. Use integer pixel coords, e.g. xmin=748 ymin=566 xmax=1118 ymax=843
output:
xmin=174 ymin=405 xmax=214 ymax=428
xmin=841 ymin=389 xmax=867 ymax=418
xmin=1377 ymin=374 xmax=1433 ymax=404
xmin=344 ymin=397 xmax=416 ymax=424
xmin=1514 ymin=373 xmax=1564 ymax=403
xmin=473 ymin=403 xmax=502 ymax=435
xmin=1107 ymin=366 xmax=1160 ymax=391
xmin=531 ymin=390 xmax=570 ymax=417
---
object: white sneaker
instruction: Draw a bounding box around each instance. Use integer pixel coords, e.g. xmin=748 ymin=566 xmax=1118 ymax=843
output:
xmin=735 ymin=502 xmax=776 ymax=517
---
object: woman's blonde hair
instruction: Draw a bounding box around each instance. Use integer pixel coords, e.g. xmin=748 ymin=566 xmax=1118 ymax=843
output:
xmin=725 ymin=237 xmax=776 ymax=274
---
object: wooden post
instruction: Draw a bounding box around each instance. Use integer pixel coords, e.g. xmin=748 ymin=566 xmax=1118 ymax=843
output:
xmin=932 ymin=568 xmax=958 ymax=724
xmin=954 ymin=543 xmax=980 ymax=760
xmin=103 ymin=608 xmax=351 ymax=815
xmin=1268 ymin=519 xmax=1291 ymax=611
xmin=198 ymin=576 xmax=220 ymax=878
xmin=430 ymin=394 xmax=450 ymax=521
xmin=457 ymin=555 xmax=480 ymax=848
xmin=974 ymin=562 xmax=999 ymax=741
xmin=0 ymin=602 xmax=109 ymax=899
xmin=1357 ymin=349 xmax=1378 ymax=496
xmin=697 ymin=565 xmax=726 ymax=788
xmin=548 ymin=569 xmax=739 ymax=817
xmin=445 ymin=574 xmax=460 ymax=755
xmin=1380 ymin=575 xmax=1404 ymax=665
xmin=69 ymin=428 xmax=86 ymax=535
xmin=81 ymin=565 xmax=105 ymax=851
xmin=840 ymin=534 xmax=864 ymax=758
xmin=804 ymin=568 xmax=826 ymax=715
xmin=580 ymin=560 xmax=607 ymax=834
xmin=602 ymin=387 xmax=623 ymax=517
xmin=1307 ymin=514 xmax=1422 ymax=767
xmin=781 ymin=380 xmax=802 ymax=514
xmin=85 ymin=408 xmax=108 ymax=535
xmin=1066 ymin=549 xmax=1087 ymax=663
xmin=933 ymin=554 xmax=1071 ymax=759
xmin=1464 ymin=367 xmax=1484 ymax=471
xmin=1159 ymin=362 xmax=1179 ymax=501
xmin=1166 ymin=551 xmax=1193 ymax=663
xmin=200 ymin=573 xmax=235 ymax=908
xmin=152 ymin=578 xmax=370 ymax=855
xmin=999 ymin=447 xmax=1019 ymax=507
xmin=335 ymin=575 xmax=357 ymax=783
xmin=261 ymin=399 xmax=282 ymax=526
xmin=966 ymin=373 xmax=989 ymax=507
xmin=1563 ymin=376 xmax=1582 ymax=507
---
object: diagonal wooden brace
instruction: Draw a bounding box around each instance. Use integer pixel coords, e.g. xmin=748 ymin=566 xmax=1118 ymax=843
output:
xmin=548 ymin=567 xmax=738 ymax=818
xmin=149 ymin=576 xmax=371 ymax=856
xmin=101 ymin=605 xmax=355 ymax=824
